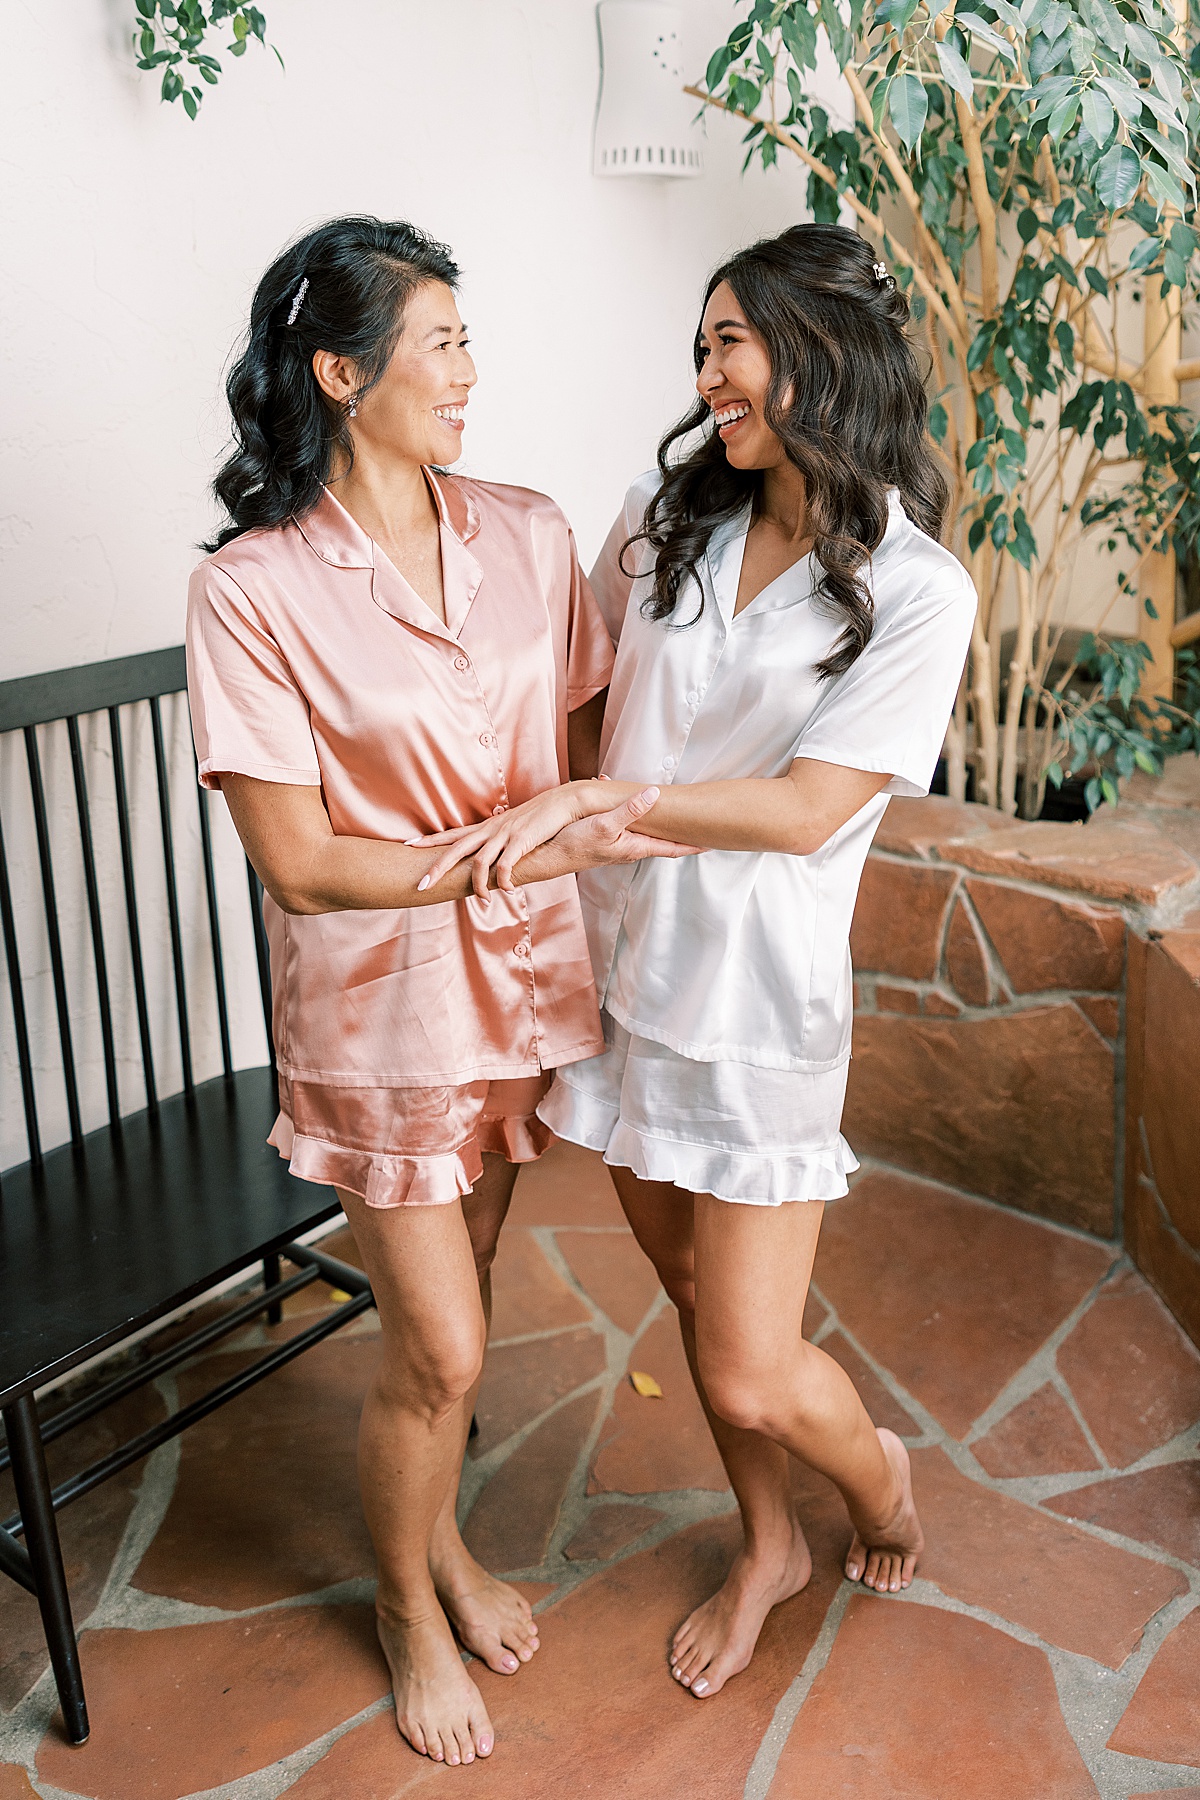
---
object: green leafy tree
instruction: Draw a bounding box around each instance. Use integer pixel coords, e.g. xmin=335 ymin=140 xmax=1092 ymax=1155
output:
xmin=133 ymin=1 xmax=277 ymax=118
xmin=694 ymin=0 xmax=1200 ymax=813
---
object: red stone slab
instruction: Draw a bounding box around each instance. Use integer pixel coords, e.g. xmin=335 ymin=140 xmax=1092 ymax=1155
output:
xmin=132 ymin=1337 xmax=378 ymax=1608
xmin=1057 ymin=1268 xmax=1200 ymax=1468
xmin=588 ymin=1312 xmax=729 ymax=1496
xmin=946 ymin=897 xmax=992 ymax=1004
xmin=912 ymin=1449 xmax=1186 ymax=1667
xmin=1077 ymin=994 xmax=1121 ymax=1037
xmin=555 ymin=1229 xmax=663 ymax=1334
xmin=487 ymin=1227 xmax=591 ymax=1340
xmin=821 ymin=1332 xmax=919 ymax=1436
xmin=813 ymin=1171 xmax=1115 ymax=1437
xmin=0 ymin=1386 xmax=165 ymax=1709
xmin=471 ymin=1326 xmax=606 ymax=1456
xmin=1142 ymin=940 xmax=1200 ymax=1252
xmin=0 ymin=1768 xmax=37 ymax=1800
xmin=766 ymin=1597 xmax=1099 ymax=1799
xmin=291 ymin=1511 xmax=845 ymax=1800
xmin=849 ymin=859 xmax=958 ymax=979
xmin=937 ymin=816 xmax=1197 ymax=905
xmin=876 ymin=982 xmax=921 ymax=1012
xmin=844 ymin=1005 xmax=1117 ymax=1234
xmin=1108 ymin=1608 xmax=1200 ymax=1764
xmin=972 ymin=1384 xmax=1101 ymax=1478
xmin=873 ymin=794 xmax=1018 ymax=857
xmin=36 ymin=1605 xmax=389 ymax=1798
xmin=1125 ymin=1173 xmax=1200 ymax=1352
xmin=463 ymin=1389 xmax=601 ymax=1571
xmin=508 ymin=1139 xmax=625 ymax=1227
xmin=967 ymin=882 xmax=1125 ymax=993
xmin=1044 ymin=1461 xmax=1200 ymax=1568
xmin=564 ymin=1503 xmax=665 ymax=1562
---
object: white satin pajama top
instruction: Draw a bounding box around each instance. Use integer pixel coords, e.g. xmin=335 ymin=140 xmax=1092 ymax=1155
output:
xmin=580 ymin=472 xmax=977 ymax=1075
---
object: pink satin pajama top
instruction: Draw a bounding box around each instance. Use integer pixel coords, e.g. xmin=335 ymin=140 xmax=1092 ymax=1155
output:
xmin=186 ymin=472 xmax=614 ymax=1087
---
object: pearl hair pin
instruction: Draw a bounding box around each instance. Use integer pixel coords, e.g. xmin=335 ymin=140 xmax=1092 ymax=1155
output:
xmin=286 ymin=276 xmax=310 ymax=326
xmin=872 ymin=260 xmax=896 ymax=291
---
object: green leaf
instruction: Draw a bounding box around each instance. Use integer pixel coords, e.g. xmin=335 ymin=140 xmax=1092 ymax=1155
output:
xmin=1017 ymin=206 xmax=1041 ymax=242
xmin=1048 ymin=93 xmax=1079 ymax=143
xmin=956 ymin=12 xmax=1018 ymax=63
xmin=1081 ymin=85 xmax=1114 ymax=146
xmin=1145 ymin=160 xmax=1187 ymax=213
xmin=705 ymin=44 xmax=733 ymax=89
xmin=1163 ymin=248 xmax=1189 ymax=287
xmin=935 ymin=37 xmax=975 ymax=101
xmin=889 ymin=71 xmax=928 ymax=151
xmin=928 ymin=400 xmax=949 ymax=443
xmin=1128 ymin=236 xmax=1160 ymax=271
xmin=1085 ymin=264 xmax=1109 ymax=294
xmin=182 ymin=87 xmax=198 ymax=117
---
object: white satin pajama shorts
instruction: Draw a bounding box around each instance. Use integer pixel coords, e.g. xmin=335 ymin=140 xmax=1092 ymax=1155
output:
xmin=537 ymin=1010 xmax=858 ymax=1206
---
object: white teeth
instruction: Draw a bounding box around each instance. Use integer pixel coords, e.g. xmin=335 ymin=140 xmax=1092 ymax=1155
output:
xmin=434 ymin=406 xmax=464 ymax=422
xmin=714 ymin=403 xmax=750 ymax=426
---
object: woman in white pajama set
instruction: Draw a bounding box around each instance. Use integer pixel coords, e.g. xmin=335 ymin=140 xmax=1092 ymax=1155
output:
xmin=418 ymin=224 xmax=976 ymax=1700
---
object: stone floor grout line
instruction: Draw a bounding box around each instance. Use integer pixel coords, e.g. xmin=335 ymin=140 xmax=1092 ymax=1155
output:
xmin=1052 ymin=1367 xmax=1115 ymax=1471
xmin=741 ymin=1583 xmax=855 ymax=1800
xmin=960 ymin=1263 xmax=1127 ymax=1446
xmin=891 ymin=1579 xmax=1200 ymax=1800
xmin=809 ymin=1285 xmax=1200 ymax=1590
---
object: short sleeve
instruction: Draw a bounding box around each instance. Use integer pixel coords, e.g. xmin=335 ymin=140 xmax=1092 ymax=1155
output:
xmin=186 ymin=560 xmax=321 ymax=790
xmin=792 ymin=567 xmax=976 ymax=798
xmin=565 ymin=527 xmax=616 ymax=710
xmin=588 ymin=471 xmax=659 ymax=645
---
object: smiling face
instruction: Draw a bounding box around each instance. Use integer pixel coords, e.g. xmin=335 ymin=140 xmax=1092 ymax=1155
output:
xmin=696 ymin=280 xmax=787 ymax=472
xmin=314 ymin=279 xmax=476 ymax=468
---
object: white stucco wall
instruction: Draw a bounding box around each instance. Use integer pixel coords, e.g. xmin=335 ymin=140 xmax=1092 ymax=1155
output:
xmin=0 ymin=1 xmax=839 ymax=1165
xmin=1 ymin=0 xmax=822 ymax=680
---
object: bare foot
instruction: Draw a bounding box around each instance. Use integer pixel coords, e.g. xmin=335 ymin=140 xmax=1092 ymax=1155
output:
xmin=669 ymin=1520 xmax=812 ymax=1699
xmin=431 ymin=1538 xmax=540 ymax=1675
xmin=844 ymin=1427 xmax=924 ymax=1594
xmin=376 ymin=1606 xmax=494 ymax=1765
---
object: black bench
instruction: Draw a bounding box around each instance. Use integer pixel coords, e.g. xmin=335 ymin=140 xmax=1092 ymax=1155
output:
xmin=0 ymin=647 xmax=374 ymax=1745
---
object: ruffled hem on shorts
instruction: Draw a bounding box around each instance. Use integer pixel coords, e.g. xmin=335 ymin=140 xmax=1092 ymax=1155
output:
xmin=538 ymin=1077 xmax=857 ymax=1207
xmin=268 ymin=1107 xmax=552 ymax=1209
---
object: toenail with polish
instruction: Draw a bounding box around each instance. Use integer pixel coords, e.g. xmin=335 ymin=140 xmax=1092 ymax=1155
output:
xmin=693 ymin=1679 xmax=708 ymax=1693
xmin=480 ymin=1739 xmax=493 ymax=1755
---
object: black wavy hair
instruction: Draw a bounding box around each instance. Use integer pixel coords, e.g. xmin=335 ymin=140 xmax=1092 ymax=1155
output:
xmin=630 ymin=223 xmax=948 ymax=678
xmin=207 ymin=215 xmax=459 ymax=551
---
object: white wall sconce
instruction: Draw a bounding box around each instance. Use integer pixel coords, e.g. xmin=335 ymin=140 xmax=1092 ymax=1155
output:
xmin=593 ymin=1 xmax=703 ymax=179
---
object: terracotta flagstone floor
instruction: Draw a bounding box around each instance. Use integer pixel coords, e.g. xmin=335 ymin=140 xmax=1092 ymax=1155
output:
xmin=2 ymin=1142 xmax=1199 ymax=1800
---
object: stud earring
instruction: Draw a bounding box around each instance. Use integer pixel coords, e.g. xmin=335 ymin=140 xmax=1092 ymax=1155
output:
xmin=348 ymin=400 xmax=358 ymax=418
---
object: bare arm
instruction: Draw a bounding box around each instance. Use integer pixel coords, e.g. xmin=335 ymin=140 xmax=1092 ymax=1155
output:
xmin=218 ymin=773 xmax=694 ymax=915
xmin=567 ymin=689 xmax=607 ymax=781
xmin=416 ymin=757 xmax=893 ymax=892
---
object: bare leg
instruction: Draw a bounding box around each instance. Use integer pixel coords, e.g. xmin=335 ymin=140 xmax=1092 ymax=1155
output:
xmin=428 ymin=1154 xmax=540 ymax=1674
xmin=691 ymin=1193 xmax=923 ymax=1611
xmin=609 ymin=1169 xmax=812 ymax=1698
xmin=336 ymin=1187 xmax=493 ymax=1765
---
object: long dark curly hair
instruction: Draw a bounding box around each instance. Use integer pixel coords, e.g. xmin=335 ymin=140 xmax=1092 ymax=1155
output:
xmin=207 ymin=216 xmax=459 ymax=551
xmin=630 ymin=223 xmax=948 ymax=678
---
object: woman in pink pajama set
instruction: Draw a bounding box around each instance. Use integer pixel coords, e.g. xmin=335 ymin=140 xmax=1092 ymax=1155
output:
xmin=186 ymin=215 xmax=692 ymax=1767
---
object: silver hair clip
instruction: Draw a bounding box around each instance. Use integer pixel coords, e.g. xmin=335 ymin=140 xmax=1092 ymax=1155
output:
xmin=872 ymin=260 xmax=896 ymax=291
xmin=286 ymin=276 xmax=310 ymax=326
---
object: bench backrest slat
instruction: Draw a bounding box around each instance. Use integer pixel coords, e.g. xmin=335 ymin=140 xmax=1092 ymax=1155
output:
xmin=0 ymin=648 xmax=273 ymax=1178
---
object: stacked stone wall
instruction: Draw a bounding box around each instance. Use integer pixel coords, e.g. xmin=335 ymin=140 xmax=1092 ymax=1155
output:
xmin=845 ymin=773 xmax=1200 ymax=1347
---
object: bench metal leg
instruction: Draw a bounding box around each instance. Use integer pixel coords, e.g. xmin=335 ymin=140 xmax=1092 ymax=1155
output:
xmin=263 ymin=1251 xmax=283 ymax=1326
xmin=3 ymin=1396 xmax=90 ymax=1745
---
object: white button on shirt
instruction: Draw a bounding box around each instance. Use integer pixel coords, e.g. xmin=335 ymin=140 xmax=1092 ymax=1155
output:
xmin=580 ymin=473 xmax=977 ymax=1074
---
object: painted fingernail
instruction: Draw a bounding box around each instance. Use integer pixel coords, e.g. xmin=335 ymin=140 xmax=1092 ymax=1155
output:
xmin=417 ymin=876 xmax=430 ymax=891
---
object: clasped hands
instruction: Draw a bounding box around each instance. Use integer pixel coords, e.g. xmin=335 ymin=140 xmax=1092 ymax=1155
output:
xmin=408 ymin=779 xmax=699 ymax=899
